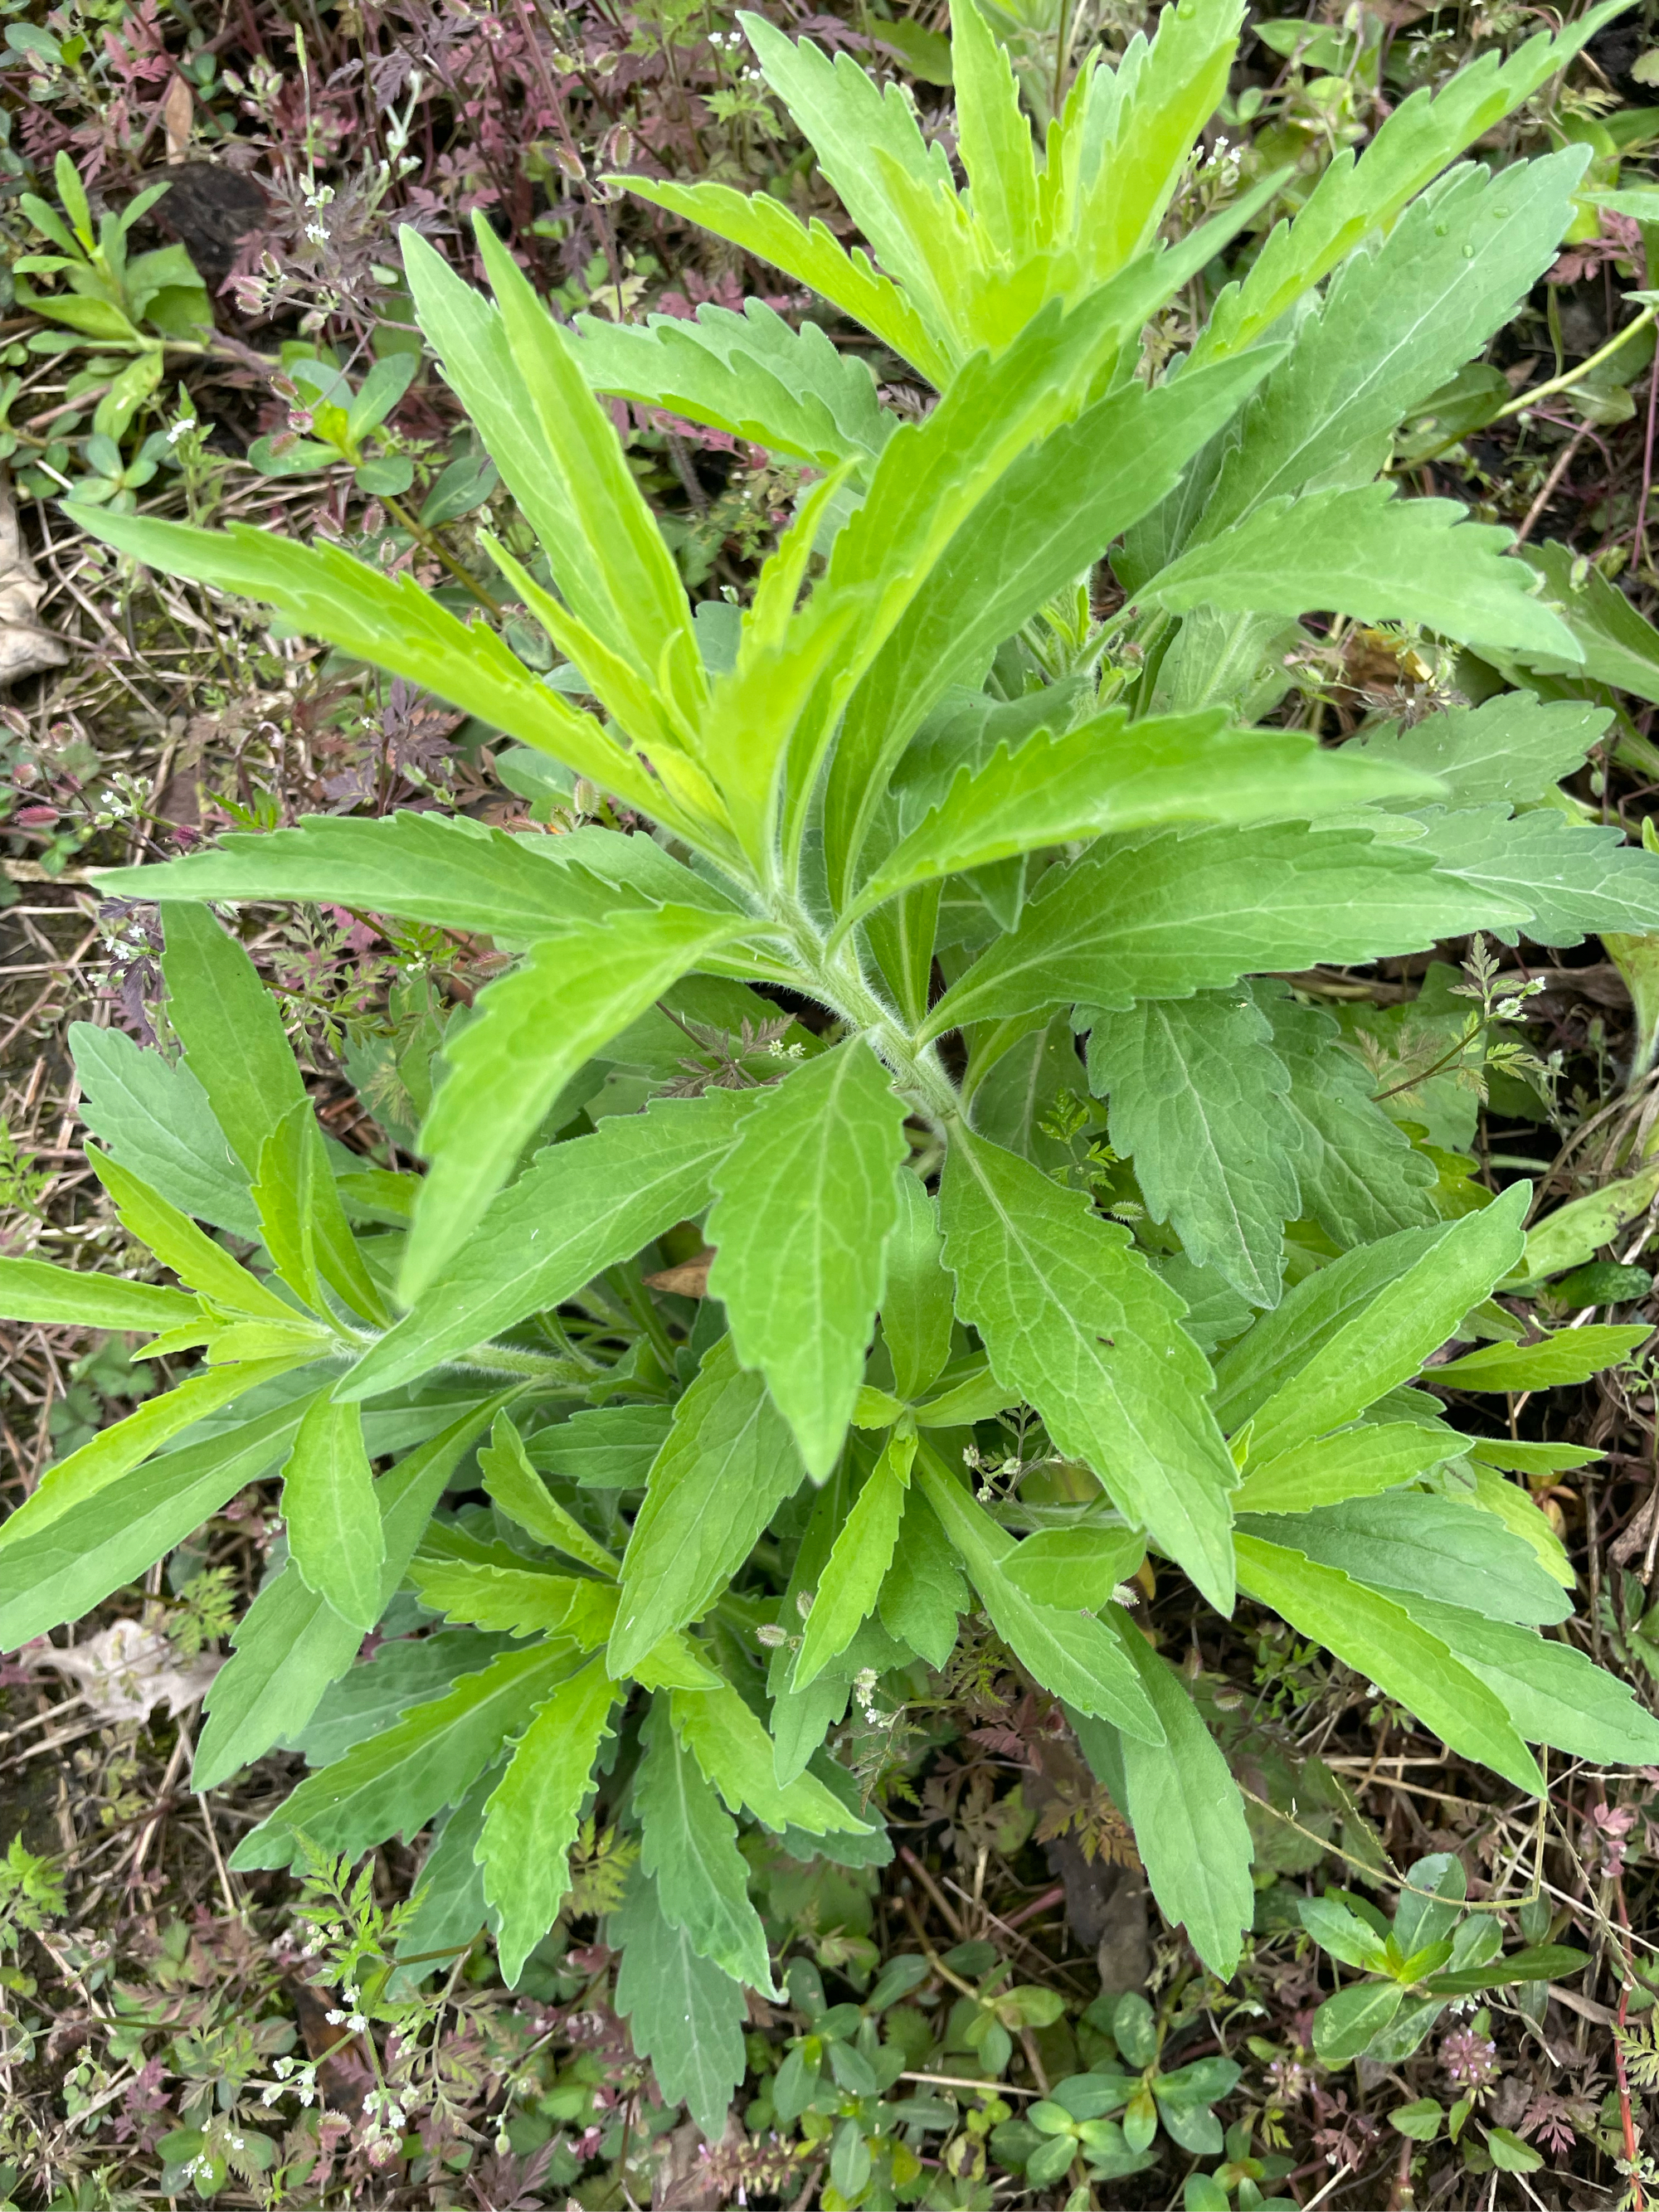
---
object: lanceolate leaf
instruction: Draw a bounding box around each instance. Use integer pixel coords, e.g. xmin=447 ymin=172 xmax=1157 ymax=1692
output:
xmin=635 ymin=1694 xmax=778 ymax=1994
xmin=69 ymin=1021 xmax=259 ymax=1237
xmin=610 ymin=1867 xmax=748 ymax=2139
xmin=669 ymin=1674 xmax=872 ymax=1834
xmin=939 ymin=1126 xmax=1238 ymax=1611
xmin=479 ymin=1413 xmax=619 ymax=1577
xmin=1233 ymin=1534 xmax=1545 ymax=1795
xmin=793 ymin=1427 xmax=916 ymax=1689
xmin=1432 ymin=1324 xmax=1652 ymax=1393
xmin=882 ymin=1172 xmax=955 ymax=1402
xmin=610 ymin=1336 xmax=807 ymax=1676
xmin=280 ymin=1394 xmax=385 ymax=1634
xmin=1231 ymin=1424 xmax=1462 ymax=1515
xmin=1085 ymin=988 xmax=1298 ymax=1307
xmin=707 ymin=1040 xmax=908 ymax=1477
xmin=89 ymin=1146 xmax=295 ymax=1321
xmin=479 ymin=1651 xmax=616 ymax=1982
xmin=1240 ymin=1495 xmax=1572 ymax=1626
xmin=402 ymin=905 xmax=749 ymax=1303
xmin=1409 ymin=808 xmax=1659 ymax=944
xmin=0 ymin=1257 xmax=198 ymax=1334
xmin=343 ymin=1089 xmax=754 ymax=1400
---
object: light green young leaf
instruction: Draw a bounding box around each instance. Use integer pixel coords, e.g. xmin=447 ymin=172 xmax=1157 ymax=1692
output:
xmin=848 ymin=711 xmax=1440 ymax=924
xmin=610 ymin=1868 xmax=748 ymax=2138
xmin=951 ymin=0 xmax=1039 ymax=262
xmin=1143 ymin=484 xmax=1581 ymax=662
xmin=922 ymin=824 xmax=1512 ymax=1038
xmin=194 ymin=1396 xmax=507 ymax=1788
xmin=411 ymin=1560 xmax=618 ymax=1645
xmin=670 ymin=1672 xmax=873 ymax=1834
xmin=1385 ymin=1593 xmax=1659 ymax=1764
xmin=939 ymin=1126 xmax=1238 ymax=1611
xmin=914 ymin=1445 xmax=1164 ymax=1741
xmin=1253 ymin=983 xmax=1438 ymax=1247
xmin=0 ymin=1393 xmax=321 ymax=1651
xmin=88 ymin=1145 xmax=294 ymax=1322
xmin=344 ymin=1088 xmax=752 ymax=1399
xmin=1002 ymin=1525 xmax=1146 ymax=1609
xmin=1311 ymin=1981 xmax=1404 ymax=2064
xmin=1431 ymin=1324 xmax=1650 ymax=1393
xmin=479 ymin=1413 xmax=619 ymax=1576
xmin=231 ymin=1639 xmax=580 ymax=1871
xmin=1085 ymin=988 xmax=1298 ymax=1308
xmin=1232 ymin=1424 xmax=1462 ymax=1515
xmin=1239 ymin=1495 xmax=1572 ymax=1626
xmin=878 ymin=1488 xmax=969 ymax=1668
xmin=793 ymin=1427 xmax=915 ymax=1690
xmin=572 ymin=301 xmax=888 ymax=470
xmin=881 ymin=1171 xmax=955 ymax=1402
xmin=1074 ymin=1614 xmax=1255 ymax=1976
xmin=610 ymin=1335 xmax=807 ymax=1676
xmin=707 ymin=1040 xmax=908 ymax=1477
xmin=251 ymin=1100 xmax=387 ymax=1328
xmin=636 ymin=1694 xmax=778 ymax=1995
xmin=479 ymin=1650 xmax=615 ymax=1982
xmin=1233 ymin=1533 xmax=1544 ymax=1794
xmin=280 ymin=1393 xmax=385 ymax=1634
xmin=1243 ymin=1184 xmax=1529 ymax=1462
xmin=69 ymin=1022 xmax=259 ymax=1238
xmin=402 ymin=904 xmax=747 ymax=1303
xmin=0 ymin=1257 xmax=199 ymax=1334
xmin=1462 ymin=1463 xmax=1574 ymax=1590
xmin=1341 ymin=693 xmax=1610 ymax=811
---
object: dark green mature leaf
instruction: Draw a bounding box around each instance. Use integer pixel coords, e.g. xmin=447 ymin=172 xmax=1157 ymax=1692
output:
xmin=280 ymin=1395 xmax=385 ymax=1633
xmin=1253 ymin=983 xmax=1437 ymax=1246
xmin=610 ymin=1336 xmax=807 ymax=1675
xmin=1341 ymin=693 xmax=1609 ymax=810
xmin=285 ymin=1630 xmax=512 ymax=1769
xmin=1243 ymin=1184 xmax=1529 ymax=1462
xmin=940 ymin=1127 xmax=1238 ymax=1611
xmin=1517 ymin=537 xmax=1659 ymax=703
xmin=922 ymin=824 xmax=1512 ymax=1036
xmin=231 ymin=1640 xmax=580 ymax=1871
xmin=610 ymin=1867 xmax=748 ymax=2138
xmin=1233 ymin=1534 xmax=1544 ymax=1794
xmin=1144 ymin=485 xmax=1581 ymax=661
xmin=480 ymin=1651 xmax=616 ymax=1981
xmin=1075 ymin=1613 xmax=1255 ymax=1975
xmin=1240 ymin=1496 xmax=1573 ymax=1626
xmin=707 ymin=1041 xmax=907 ymax=1477
xmin=0 ymin=1257 xmax=198 ymax=1334
xmin=402 ymin=905 xmax=748 ymax=1302
xmin=0 ymin=1394 xmax=321 ymax=1651
xmin=1086 ymin=988 xmax=1298 ymax=1306
xmin=914 ymin=1446 xmax=1164 ymax=1741
xmin=96 ymin=812 xmax=743 ymax=936
xmin=1384 ymin=1592 xmax=1659 ymax=1762
xmin=1433 ymin=1324 xmax=1651 ymax=1392
xmin=878 ymin=1488 xmax=968 ymax=1666
xmin=195 ymin=1566 xmax=365 ymax=1792
xmin=636 ymin=1694 xmax=778 ymax=1993
xmin=343 ymin=1089 xmax=753 ymax=1400
xmin=69 ymin=1022 xmax=259 ymax=1237
xmin=573 ymin=301 xmax=889 ymax=469
xmin=1411 ymin=808 xmax=1659 ymax=944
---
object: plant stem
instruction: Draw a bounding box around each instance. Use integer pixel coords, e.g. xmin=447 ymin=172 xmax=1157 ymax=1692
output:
xmin=1495 ymin=304 xmax=1657 ymax=421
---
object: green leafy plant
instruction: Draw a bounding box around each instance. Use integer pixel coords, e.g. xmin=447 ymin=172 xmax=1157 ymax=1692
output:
xmin=11 ymin=0 xmax=1659 ymax=2132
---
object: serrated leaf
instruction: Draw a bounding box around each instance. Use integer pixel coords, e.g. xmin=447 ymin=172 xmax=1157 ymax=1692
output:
xmin=1232 ymin=1424 xmax=1462 ymax=1514
xmin=1086 ymin=987 xmax=1298 ymax=1306
xmin=0 ymin=1257 xmax=199 ymax=1334
xmin=922 ymin=824 xmax=1511 ymax=1038
xmin=69 ymin=1021 xmax=258 ymax=1238
xmin=882 ymin=1172 xmax=955 ymax=1402
xmin=1233 ymin=1534 xmax=1544 ymax=1794
xmin=411 ymin=1559 xmax=619 ymax=1645
xmin=230 ymin=1639 xmax=580 ymax=1871
xmin=88 ymin=1146 xmax=294 ymax=1322
xmin=479 ymin=1413 xmax=619 ymax=1575
xmin=636 ymin=1695 xmax=778 ymax=1994
xmin=1411 ymin=807 xmax=1659 ymax=944
xmin=878 ymin=1488 xmax=968 ymax=1667
xmin=1243 ymin=1185 xmax=1529 ymax=1462
xmin=343 ymin=1089 xmax=753 ymax=1401
xmin=1517 ymin=537 xmax=1659 ymax=702
xmin=280 ymin=1395 xmax=384 ymax=1633
xmin=403 ymin=905 xmax=747 ymax=1303
xmin=1342 ymin=693 xmax=1610 ymax=810
xmin=707 ymin=1040 xmax=907 ymax=1476
xmin=573 ymin=301 xmax=888 ymax=469
xmin=793 ymin=1427 xmax=915 ymax=1689
xmin=669 ymin=1672 xmax=872 ymax=1835
xmin=0 ymin=1394 xmax=320 ymax=1651
xmin=1240 ymin=1495 xmax=1572 ymax=1626
xmin=610 ymin=1335 xmax=807 ymax=1676
xmin=1003 ymin=1526 xmax=1146 ymax=1608
xmin=287 ymin=1628 xmax=513 ymax=1768
xmin=951 ymin=0 xmax=1039 ymax=261
xmin=1462 ymin=1463 xmax=1574 ymax=1589
xmin=1144 ymin=485 xmax=1580 ymax=661
xmin=251 ymin=1099 xmax=387 ymax=1327
xmin=1378 ymin=1592 xmax=1659 ymax=1763
xmin=1432 ymin=1323 xmax=1650 ymax=1391
xmin=194 ymin=1398 xmax=508 ymax=1788
xmin=913 ymin=1445 xmax=1164 ymax=1740
xmin=939 ymin=1126 xmax=1238 ymax=1612
xmin=479 ymin=1651 xmax=616 ymax=1982
xmin=610 ymin=1867 xmax=747 ymax=2138
xmin=1073 ymin=1615 xmax=1255 ymax=1976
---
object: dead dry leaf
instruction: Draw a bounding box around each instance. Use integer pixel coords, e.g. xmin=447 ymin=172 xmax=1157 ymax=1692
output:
xmin=22 ymin=1620 xmax=221 ymax=1722
xmin=0 ymin=485 xmax=68 ymax=688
